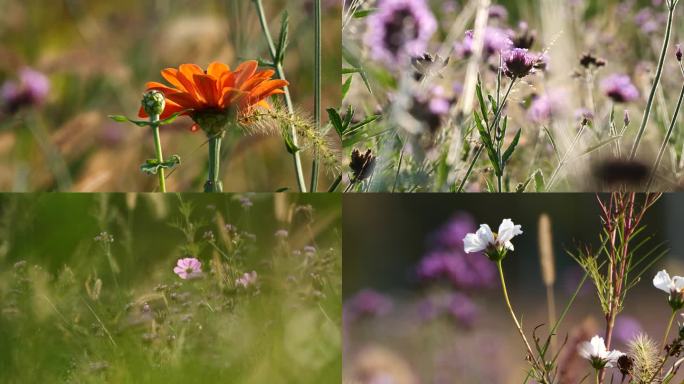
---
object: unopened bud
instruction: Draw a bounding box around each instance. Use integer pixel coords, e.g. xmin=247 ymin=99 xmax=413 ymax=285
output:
xmin=676 ymin=44 xmax=683 ymax=62
xmin=623 ymin=110 xmax=630 ymax=126
xmin=142 ymin=90 xmax=165 ymax=117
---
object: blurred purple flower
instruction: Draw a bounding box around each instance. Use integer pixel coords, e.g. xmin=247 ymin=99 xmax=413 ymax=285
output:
xmin=416 ymin=250 xmax=497 ymax=289
xmin=1 ymin=67 xmax=50 ymax=114
xmin=528 ymin=90 xmax=567 ymax=124
xmin=449 ymin=292 xmax=478 ymax=327
xmin=430 ymin=212 xmax=476 ymax=249
xmin=488 ymin=4 xmax=508 ymax=20
xmin=173 ymin=258 xmax=202 ymax=280
xmin=613 ymin=316 xmax=643 ymax=344
xmin=634 ymin=8 xmax=666 ymax=34
xmin=365 ymin=0 xmax=437 ymax=66
xmin=455 ymin=27 xmax=513 ymax=59
xmin=344 ymin=289 xmax=393 ymax=321
xmin=601 ymin=74 xmax=640 ymax=103
xmin=235 ymin=271 xmax=258 ymax=288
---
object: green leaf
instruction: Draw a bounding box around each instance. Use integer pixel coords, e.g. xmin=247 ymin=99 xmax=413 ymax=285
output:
xmin=573 ymin=136 xmax=622 ymax=159
xmin=342 ymin=76 xmax=353 ymax=100
xmin=474 ymin=112 xmax=500 ymax=175
xmin=502 ymin=128 xmax=522 ymax=166
xmin=342 ymin=105 xmax=354 ymax=129
xmin=283 ymin=131 xmax=300 ymax=154
xmin=327 ymin=108 xmax=344 ymax=137
xmin=475 ymin=79 xmax=489 ymax=127
xmin=353 ymin=8 xmax=376 ymax=18
xmin=108 ymin=115 xmax=150 ymax=127
xmin=534 ymin=169 xmax=545 ymax=192
xmin=342 ymin=67 xmax=362 ymax=75
xmin=140 ymin=155 xmax=181 ymax=175
xmin=276 ymin=11 xmax=289 ymax=64
xmin=343 ymin=47 xmax=372 ymax=94
xmin=158 ymin=111 xmax=186 ymax=125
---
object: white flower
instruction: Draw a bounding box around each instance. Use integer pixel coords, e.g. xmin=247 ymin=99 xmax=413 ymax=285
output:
xmin=653 ymin=269 xmax=684 ymax=310
xmin=578 ymin=335 xmax=623 ymax=369
xmin=463 ymin=219 xmax=523 ymax=255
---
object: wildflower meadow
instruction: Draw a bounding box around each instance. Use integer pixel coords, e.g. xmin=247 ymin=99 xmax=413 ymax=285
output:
xmin=343 ymin=193 xmax=684 ymax=384
xmin=341 ymin=0 xmax=684 ymax=192
xmin=0 ymin=193 xmax=341 ymax=383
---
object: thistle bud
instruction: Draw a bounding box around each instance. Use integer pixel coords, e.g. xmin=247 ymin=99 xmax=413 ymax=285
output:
xmin=623 ymin=109 xmax=630 ymax=126
xmin=142 ymin=90 xmax=165 ymax=117
xmin=676 ymin=44 xmax=682 ymax=62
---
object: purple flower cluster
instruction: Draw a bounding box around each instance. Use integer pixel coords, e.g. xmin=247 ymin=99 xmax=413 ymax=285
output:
xmin=601 ymin=74 xmax=640 ymax=103
xmin=502 ymin=48 xmax=537 ymax=79
xmin=528 ymin=90 xmax=568 ymax=123
xmin=416 ymin=213 xmax=497 ymax=289
xmin=366 ymin=0 xmax=437 ymax=66
xmin=418 ymin=291 xmax=478 ymax=327
xmin=1 ymin=68 xmax=49 ymax=114
xmin=344 ymin=289 xmax=394 ymax=322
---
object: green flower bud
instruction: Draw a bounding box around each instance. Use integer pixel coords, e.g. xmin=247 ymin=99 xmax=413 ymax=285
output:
xmin=193 ymin=108 xmax=236 ymax=136
xmin=142 ymin=91 xmax=165 ymax=117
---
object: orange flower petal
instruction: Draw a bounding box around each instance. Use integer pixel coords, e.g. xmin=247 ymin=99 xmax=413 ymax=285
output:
xmin=193 ymin=74 xmax=219 ymax=106
xmin=207 ymin=61 xmax=230 ymax=78
xmin=234 ymin=61 xmax=259 ymax=88
xmin=145 ymin=81 xmax=179 ymax=95
xmin=219 ymin=87 xmax=246 ymax=109
xmin=249 ymin=79 xmax=289 ymax=100
xmin=161 ymin=69 xmax=188 ymax=92
xmin=166 ymin=92 xmax=202 ymax=110
xmin=219 ymin=71 xmax=237 ymax=89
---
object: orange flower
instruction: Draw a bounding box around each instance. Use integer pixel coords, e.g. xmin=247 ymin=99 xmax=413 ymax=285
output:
xmin=138 ymin=61 xmax=289 ymax=125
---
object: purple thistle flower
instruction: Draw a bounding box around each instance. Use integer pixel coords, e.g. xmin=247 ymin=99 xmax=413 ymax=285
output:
xmin=502 ymin=48 xmax=536 ymax=79
xmin=1 ymin=67 xmax=50 ymax=114
xmin=235 ymin=271 xmax=258 ymax=288
xmin=173 ymin=258 xmax=202 ymax=280
xmin=344 ymin=289 xmax=393 ymax=321
xmin=365 ymin=0 xmax=437 ymax=66
xmin=601 ymin=74 xmax=640 ymax=103
xmin=488 ymin=4 xmax=509 ymax=20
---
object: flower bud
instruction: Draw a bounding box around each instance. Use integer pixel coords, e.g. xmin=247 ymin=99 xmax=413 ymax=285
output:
xmin=142 ymin=90 xmax=165 ymax=117
xmin=676 ymin=44 xmax=683 ymax=62
xmin=669 ymin=289 xmax=684 ymax=311
xmin=623 ymin=110 xmax=630 ymax=126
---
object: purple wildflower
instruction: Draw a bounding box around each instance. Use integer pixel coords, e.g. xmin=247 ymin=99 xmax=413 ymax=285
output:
xmin=502 ymin=48 xmax=536 ymax=78
xmin=430 ymin=213 xmax=476 ymax=250
xmin=235 ymin=271 xmax=258 ymax=288
xmin=365 ymin=0 xmax=437 ymax=65
xmin=173 ymin=258 xmax=202 ymax=280
xmin=488 ymin=4 xmax=509 ymax=20
xmin=1 ymin=67 xmax=50 ymax=114
xmin=416 ymin=250 xmax=497 ymax=289
xmin=344 ymin=289 xmax=393 ymax=321
xmin=601 ymin=74 xmax=640 ymax=103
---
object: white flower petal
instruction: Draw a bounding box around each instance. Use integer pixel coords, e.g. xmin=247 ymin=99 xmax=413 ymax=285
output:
xmin=590 ymin=335 xmax=606 ymax=356
xmin=578 ymin=341 xmax=593 ymax=359
xmin=654 ymin=270 xmax=674 ymax=293
xmin=463 ymin=224 xmax=494 ymax=253
xmin=497 ymin=219 xmax=523 ymax=246
xmin=673 ymin=275 xmax=684 ymax=291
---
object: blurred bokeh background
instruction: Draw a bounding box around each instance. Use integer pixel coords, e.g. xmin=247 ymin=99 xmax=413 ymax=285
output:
xmin=0 ymin=0 xmax=341 ymax=192
xmin=0 ymin=193 xmax=342 ymax=383
xmin=343 ymin=194 xmax=684 ymax=383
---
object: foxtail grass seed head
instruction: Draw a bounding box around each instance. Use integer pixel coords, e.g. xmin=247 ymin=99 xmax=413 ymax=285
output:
xmin=463 ymin=219 xmax=523 ymax=261
xmin=142 ymin=90 xmax=165 ymax=117
xmin=653 ymin=269 xmax=684 ymax=311
xmin=538 ymin=214 xmax=555 ymax=286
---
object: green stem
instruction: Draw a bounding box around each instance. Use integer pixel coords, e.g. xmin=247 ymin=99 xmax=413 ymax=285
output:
xmin=661 ymin=310 xmax=677 ymax=350
xmin=457 ymin=78 xmax=515 ymax=192
xmin=629 ymin=5 xmax=676 ymax=159
xmin=546 ymin=122 xmax=587 ymax=190
xmin=204 ymin=134 xmax=223 ymax=192
xmin=150 ymin=115 xmax=166 ymax=193
xmin=496 ymin=260 xmax=546 ymax=382
xmin=647 ymin=81 xmax=684 ymax=190
xmin=310 ymin=0 xmax=322 ymax=192
xmin=595 ymin=369 xmax=600 ymax=384
xmin=253 ymin=0 xmax=307 ymax=192
xmin=327 ymin=174 xmax=342 ymax=192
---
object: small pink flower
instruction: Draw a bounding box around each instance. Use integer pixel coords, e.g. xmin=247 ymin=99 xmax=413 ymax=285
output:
xmin=173 ymin=258 xmax=202 ymax=280
xmin=235 ymin=271 xmax=258 ymax=288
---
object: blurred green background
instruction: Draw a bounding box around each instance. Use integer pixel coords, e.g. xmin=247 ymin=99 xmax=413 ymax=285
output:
xmin=0 ymin=0 xmax=341 ymax=192
xmin=0 ymin=193 xmax=342 ymax=383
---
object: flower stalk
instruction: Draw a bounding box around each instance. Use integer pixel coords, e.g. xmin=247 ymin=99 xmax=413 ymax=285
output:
xmin=252 ymin=0 xmax=307 ymax=192
xmin=205 ymin=133 xmax=223 ymax=192
xmin=150 ymin=114 xmax=166 ymax=193
xmin=629 ymin=2 xmax=677 ymax=159
xmin=310 ymin=0 xmax=322 ymax=192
